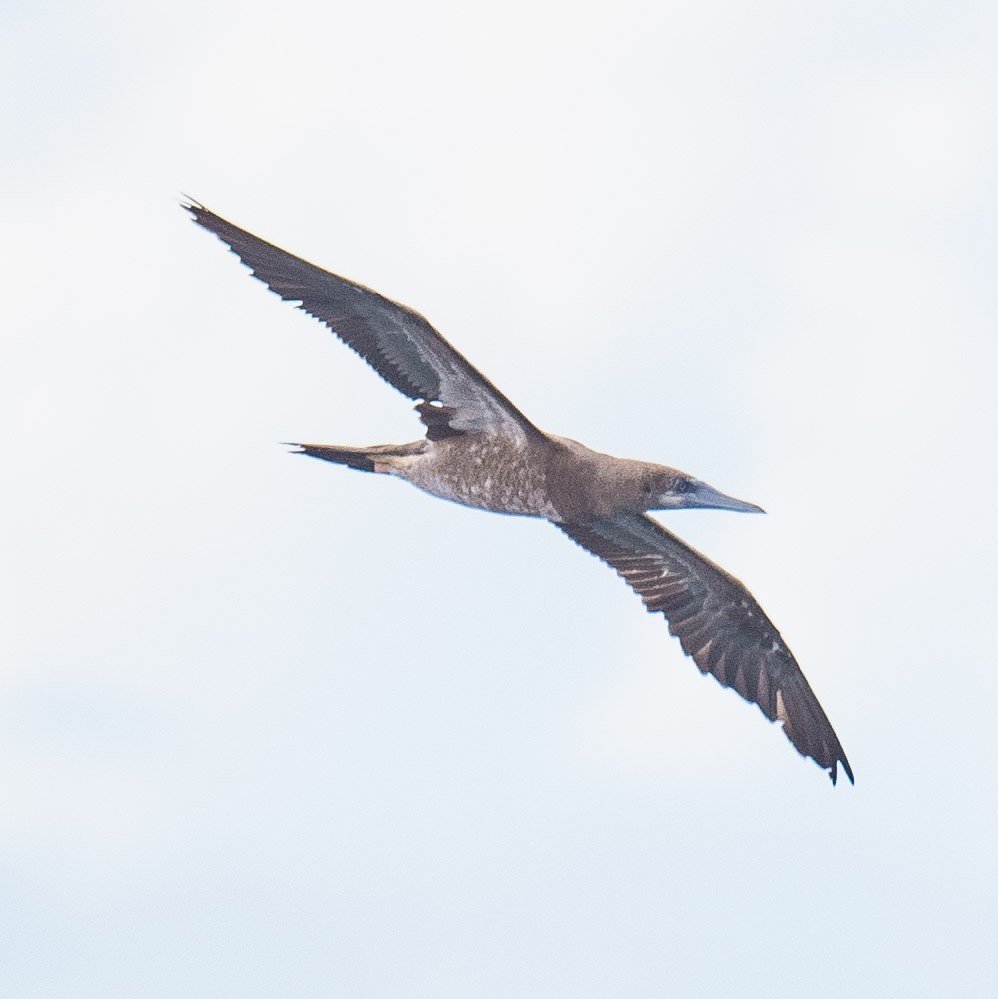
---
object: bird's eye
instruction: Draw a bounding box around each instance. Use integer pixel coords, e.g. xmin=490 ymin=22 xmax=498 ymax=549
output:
xmin=675 ymin=478 xmax=693 ymax=494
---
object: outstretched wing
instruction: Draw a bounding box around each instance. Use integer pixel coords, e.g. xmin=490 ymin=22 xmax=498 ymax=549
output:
xmin=558 ymin=512 xmax=853 ymax=784
xmin=184 ymin=200 xmax=543 ymax=443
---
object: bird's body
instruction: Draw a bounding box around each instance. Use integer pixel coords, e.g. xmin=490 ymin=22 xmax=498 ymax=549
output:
xmin=363 ymin=433 xmax=562 ymax=519
xmin=304 ymin=433 xmax=700 ymax=522
xmin=185 ymin=200 xmax=853 ymax=785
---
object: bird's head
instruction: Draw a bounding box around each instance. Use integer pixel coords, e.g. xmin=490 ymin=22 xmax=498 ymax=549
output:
xmin=637 ymin=465 xmax=765 ymax=514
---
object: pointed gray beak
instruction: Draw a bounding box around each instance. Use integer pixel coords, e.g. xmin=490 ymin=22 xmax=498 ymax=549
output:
xmin=687 ymin=481 xmax=766 ymax=514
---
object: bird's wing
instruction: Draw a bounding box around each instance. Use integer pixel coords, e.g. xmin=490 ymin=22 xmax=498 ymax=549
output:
xmin=558 ymin=512 xmax=853 ymax=784
xmin=184 ymin=201 xmax=543 ymax=443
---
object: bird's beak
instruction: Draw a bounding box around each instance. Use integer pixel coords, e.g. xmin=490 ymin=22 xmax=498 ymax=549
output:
xmin=684 ymin=481 xmax=766 ymax=514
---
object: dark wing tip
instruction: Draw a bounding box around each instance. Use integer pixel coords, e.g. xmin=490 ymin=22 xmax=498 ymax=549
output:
xmin=833 ymin=752 xmax=855 ymax=786
xmin=179 ymin=194 xmax=204 ymax=214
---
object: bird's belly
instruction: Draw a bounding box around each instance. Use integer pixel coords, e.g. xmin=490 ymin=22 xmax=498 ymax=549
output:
xmin=393 ymin=441 xmax=560 ymax=519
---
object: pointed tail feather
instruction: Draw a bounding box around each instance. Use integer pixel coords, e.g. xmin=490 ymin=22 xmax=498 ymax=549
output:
xmin=286 ymin=440 xmax=425 ymax=473
xmin=287 ymin=443 xmax=378 ymax=472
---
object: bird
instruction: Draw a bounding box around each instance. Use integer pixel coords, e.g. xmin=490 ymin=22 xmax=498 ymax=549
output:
xmin=183 ymin=199 xmax=853 ymax=785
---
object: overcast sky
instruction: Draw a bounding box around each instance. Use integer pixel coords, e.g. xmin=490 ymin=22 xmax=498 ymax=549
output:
xmin=3 ymin=1 xmax=997 ymax=996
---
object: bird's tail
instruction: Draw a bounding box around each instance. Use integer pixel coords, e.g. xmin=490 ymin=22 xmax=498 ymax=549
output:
xmin=286 ymin=440 xmax=424 ymax=473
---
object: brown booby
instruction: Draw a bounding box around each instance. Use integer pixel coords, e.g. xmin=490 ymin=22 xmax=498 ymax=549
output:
xmin=184 ymin=200 xmax=853 ymax=785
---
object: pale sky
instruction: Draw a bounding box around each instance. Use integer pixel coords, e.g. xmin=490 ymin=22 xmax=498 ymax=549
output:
xmin=3 ymin=1 xmax=997 ymax=996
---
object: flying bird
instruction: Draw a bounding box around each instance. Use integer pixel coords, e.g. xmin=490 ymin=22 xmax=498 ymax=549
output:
xmin=184 ymin=200 xmax=853 ymax=785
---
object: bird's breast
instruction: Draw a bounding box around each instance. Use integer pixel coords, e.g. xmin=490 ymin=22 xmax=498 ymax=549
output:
xmin=392 ymin=437 xmax=561 ymax=519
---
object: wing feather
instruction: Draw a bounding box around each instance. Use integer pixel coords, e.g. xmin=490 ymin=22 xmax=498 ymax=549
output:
xmin=559 ymin=513 xmax=853 ymax=784
xmin=184 ymin=201 xmax=542 ymax=443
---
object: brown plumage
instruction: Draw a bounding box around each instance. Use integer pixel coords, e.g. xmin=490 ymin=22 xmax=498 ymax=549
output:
xmin=184 ymin=199 xmax=853 ymax=785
